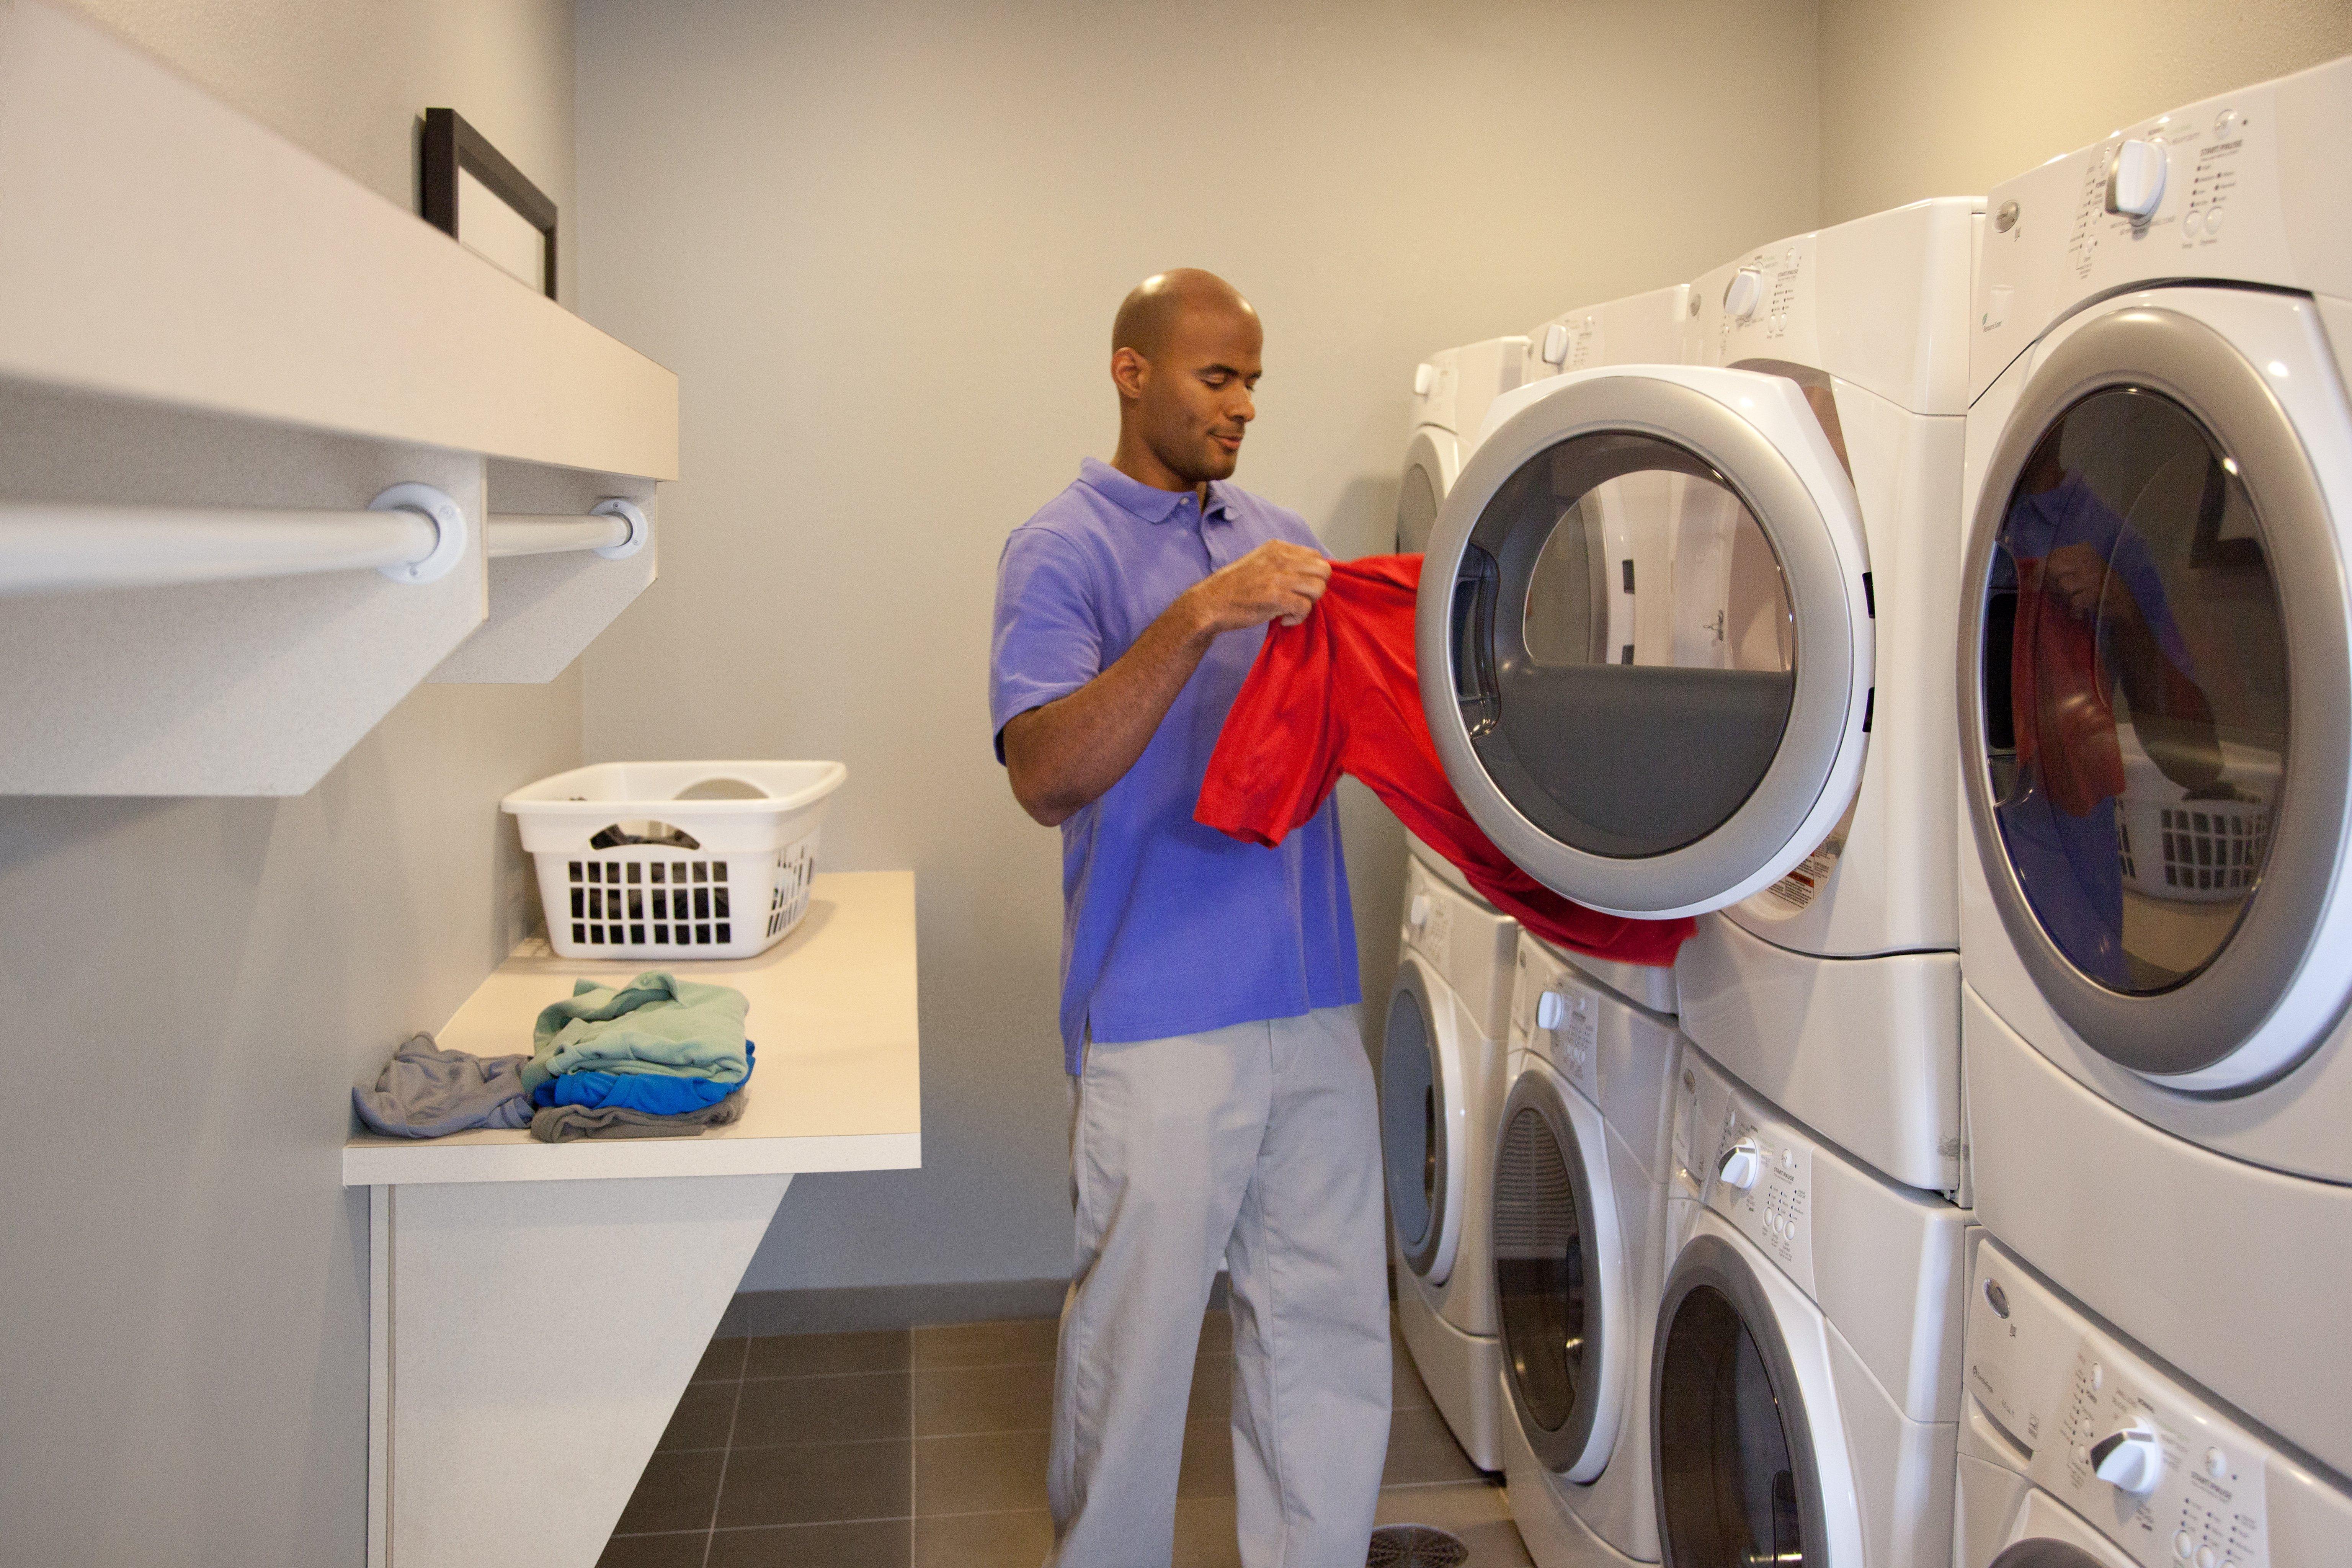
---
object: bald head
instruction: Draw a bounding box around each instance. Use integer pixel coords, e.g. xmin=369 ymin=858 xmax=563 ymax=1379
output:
xmin=1113 ymin=269 xmax=1258 ymax=359
xmin=1106 ymin=269 xmax=1263 ymax=490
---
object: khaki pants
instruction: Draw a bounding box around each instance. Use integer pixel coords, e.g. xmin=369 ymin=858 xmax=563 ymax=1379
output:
xmin=1044 ymin=1005 xmax=1391 ymax=1568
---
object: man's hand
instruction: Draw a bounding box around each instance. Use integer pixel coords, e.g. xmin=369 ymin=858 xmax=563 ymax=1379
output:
xmin=1181 ymin=541 xmax=1332 ymax=632
xmin=2041 ymin=543 xmax=2110 ymax=621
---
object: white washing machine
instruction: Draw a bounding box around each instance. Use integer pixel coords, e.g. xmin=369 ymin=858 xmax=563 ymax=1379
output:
xmin=1651 ymin=1047 xmax=1968 ymax=1566
xmin=1955 ymin=57 xmax=2352 ymax=1478
xmin=1520 ymin=282 xmax=1694 ymax=388
xmin=1669 ymin=198 xmax=1982 ymax=1197
xmin=1956 ymin=1233 xmax=2352 ymax=1568
xmin=1492 ymin=931 xmax=1680 ymax=1566
xmin=1384 ymin=845 xmax=1519 ymax=1470
xmin=1400 ymin=335 xmax=1532 ymax=553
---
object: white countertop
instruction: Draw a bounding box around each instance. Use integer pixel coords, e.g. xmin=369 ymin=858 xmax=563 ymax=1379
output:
xmin=343 ymin=871 xmax=920 ymax=1186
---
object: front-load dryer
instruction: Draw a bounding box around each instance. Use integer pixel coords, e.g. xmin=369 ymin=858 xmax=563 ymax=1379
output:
xmin=1417 ymin=362 xmax=1880 ymax=1112
xmin=1399 ymin=335 xmax=1531 ymax=553
xmin=1492 ymin=932 xmax=1679 ymax=1566
xmin=1651 ymin=1047 xmax=1968 ymax=1568
xmin=1956 ymin=56 xmax=2352 ymax=1477
xmin=1670 ymin=197 xmax=1982 ymax=1197
xmin=1384 ymin=852 xmax=1518 ymax=1469
xmin=1521 ymin=283 xmax=1694 ymax=388
xmin=1956 ymin=1232 xmax=2352 ymax=1568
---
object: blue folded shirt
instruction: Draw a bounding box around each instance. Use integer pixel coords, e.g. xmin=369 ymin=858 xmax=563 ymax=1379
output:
xmin=531 ymin=1042 xmax=755 ymax=1115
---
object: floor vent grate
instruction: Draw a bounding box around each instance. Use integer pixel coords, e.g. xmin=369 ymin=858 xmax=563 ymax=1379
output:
xmin=1367 ymin=1524 xmax=1469 ymax=1567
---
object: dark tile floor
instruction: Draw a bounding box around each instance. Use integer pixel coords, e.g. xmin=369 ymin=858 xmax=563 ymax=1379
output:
xmin=598 ymin=1309 xmax=1534 ymax=1567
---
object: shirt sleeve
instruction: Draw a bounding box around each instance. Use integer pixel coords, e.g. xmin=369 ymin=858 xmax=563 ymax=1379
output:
xmin=990 ymin=527 xmax=1104 ymax=763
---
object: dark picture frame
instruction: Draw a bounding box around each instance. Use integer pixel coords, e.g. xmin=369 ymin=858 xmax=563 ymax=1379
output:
xmin=420 ymin=107 xmax=558 ymax=299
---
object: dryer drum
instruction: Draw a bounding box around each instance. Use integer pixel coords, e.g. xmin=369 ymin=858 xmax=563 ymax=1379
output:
xmin=1651 ymin=1234 xmax=1821 ymax=1568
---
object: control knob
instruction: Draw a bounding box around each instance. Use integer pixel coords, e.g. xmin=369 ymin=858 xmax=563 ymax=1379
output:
xmin=1413 ymin=362 xmax=1436 ymax=397
xmin=1723 ymin=268 xmax=1765 ymax=321
xmin=1535 ymin=991 xmax=1565 ymax=1031
xmin=2089 ymin=1419 xmax=2164 ymax=1496
xmin=1717 ymin=1137 xmax=1763 ymax=1191
xmin=1407 ymin=893 xmax=1431 ymax=930
xmin=2105 ymin=138 xmax=2168 ymax=219
xmin=1541 ymin=323 xmax=1571 ymax=366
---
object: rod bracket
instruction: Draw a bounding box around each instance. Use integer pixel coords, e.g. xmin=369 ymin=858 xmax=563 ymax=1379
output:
xmin=371 ymin=483 xmax=469 ymax=583
xmin=590 ymin=498 xmax=648 ymax=559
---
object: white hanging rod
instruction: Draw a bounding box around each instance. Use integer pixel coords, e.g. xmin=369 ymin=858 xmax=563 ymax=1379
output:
xmin=0 ymin=490 xmax=646 ymax=596
xmin=0 ymin=482 xmax=468 ymax=595
xmin=485 ymin=499 xmax=646 ymax=560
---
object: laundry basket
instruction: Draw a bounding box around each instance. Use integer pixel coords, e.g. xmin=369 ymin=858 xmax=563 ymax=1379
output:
xmin=2111 ymin=731 xmax=2277 ymax=903
xmin=504 ymin=761 xmax=847 ymax=960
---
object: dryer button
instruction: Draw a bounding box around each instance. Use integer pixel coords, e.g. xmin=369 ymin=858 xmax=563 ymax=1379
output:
xmin=2204 ymin=204 xmax=2225 ymax=235
xmin=2173 ymin=1534 xmax=2194 ymax=1561
xmin=2197 ymin=1547 xmax=2218 ymax=1568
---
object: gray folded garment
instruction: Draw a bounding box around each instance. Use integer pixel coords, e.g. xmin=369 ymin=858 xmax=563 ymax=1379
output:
xmin=354 ymin=1035 xmax=534 ymax=1138
xmin=529 ymin=1091 xmax=746 ymax=1144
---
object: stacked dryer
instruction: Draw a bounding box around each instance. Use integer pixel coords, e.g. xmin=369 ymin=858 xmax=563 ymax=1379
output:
xmin=1951 ymin=57 xmax=2352 ymax=1563
xmin=1399 ymin=335 xmax=1531 ymax=553
xmin=1417 ymin=201 xmax=1984 ymax=1566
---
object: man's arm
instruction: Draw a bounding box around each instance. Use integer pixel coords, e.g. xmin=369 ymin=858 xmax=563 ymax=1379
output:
xmin=1003 ymin=540 xmax=1331 ymax=827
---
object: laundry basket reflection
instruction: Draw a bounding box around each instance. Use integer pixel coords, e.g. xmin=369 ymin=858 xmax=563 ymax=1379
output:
xmin=503 ymin=761 xmax=847 ymax=959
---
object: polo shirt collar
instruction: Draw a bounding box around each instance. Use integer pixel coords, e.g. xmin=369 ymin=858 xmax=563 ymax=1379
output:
xmin=1078 ymin=457 xmax=1236 ymax=524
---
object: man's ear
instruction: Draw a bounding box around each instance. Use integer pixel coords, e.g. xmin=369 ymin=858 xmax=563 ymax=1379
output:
xmin=1111 ymin=346 xmax=1148 ymax=402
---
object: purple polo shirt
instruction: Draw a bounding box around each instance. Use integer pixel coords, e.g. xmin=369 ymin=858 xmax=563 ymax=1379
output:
xmin=991 ymin=457 xmax=1359 ymax=1072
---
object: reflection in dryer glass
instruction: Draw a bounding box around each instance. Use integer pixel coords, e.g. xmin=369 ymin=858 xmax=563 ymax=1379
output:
xmin=1981 ymin=387 xmax=2288 ymax=993
xmin=1493 ymin=1105 xmax=1588 ymax=1433
xmin=1657 ymin=1286 xmax=1805 ymax=1567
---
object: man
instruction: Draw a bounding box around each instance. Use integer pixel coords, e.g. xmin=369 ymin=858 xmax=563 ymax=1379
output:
xmin=989 ymin=270 xmax=1391 ymax=1568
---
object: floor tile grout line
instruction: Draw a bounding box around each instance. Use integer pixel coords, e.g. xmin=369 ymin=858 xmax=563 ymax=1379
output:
xmin=907 ymin=1381 xmax=919 ymax=1568
xmin=698 ymin=1354 xmax=749 ymax=1568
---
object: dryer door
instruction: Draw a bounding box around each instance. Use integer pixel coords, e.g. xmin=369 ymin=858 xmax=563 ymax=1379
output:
xmin=1398 ymin=424 xmax=1460 ymax=554
xmin=1419 ymin=366 xmax=1873 ymax=918
xmin=1651 ymin=1230 xmax=1829 ymax=1568
xmin=1383 ymin=954 xmax=1468 ymax=1283
xmin=1959 ymin=298 xmax=2352 ymax=1089
xmin=1493 ymin=1064 xmax=1628 ymax=1483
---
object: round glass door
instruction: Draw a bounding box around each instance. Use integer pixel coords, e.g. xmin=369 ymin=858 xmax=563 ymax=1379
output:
xmin=1960 ymin=304 xmax=2352 ymax=1087
xmin=1382 ymin=971 xmax=1447 ymax=1276
xmin=1653 ymin=1237 xmax=1820 ymax=1568
xmin=1492 ymin=1070 xmax=1619 ymax=1480
xmin=1980 ymin=387 xmax=2287 ymax=995
xmin=1420 ymin=369 xmax=1870 ymax=918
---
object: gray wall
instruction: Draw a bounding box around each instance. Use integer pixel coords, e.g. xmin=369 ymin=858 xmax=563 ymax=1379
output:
xmin=1818 ymin=0 xmax=2352 ymax=224
xmin=572 ymin=0 xmax=1824 ymax=1294
xmin=0 ymin=5 xmax=580 ymax=1565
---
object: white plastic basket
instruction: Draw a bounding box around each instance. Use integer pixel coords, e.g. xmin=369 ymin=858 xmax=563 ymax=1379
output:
xmin=2112 ymin=731 xmax=2277 ymax=903
xmin=503 ymin=761 xmax=847 ymax=960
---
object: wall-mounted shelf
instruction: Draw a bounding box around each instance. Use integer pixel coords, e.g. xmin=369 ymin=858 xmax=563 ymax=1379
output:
xmin=0 ymin=0 xmax=680 ymax=794
xmin=349 ymin=871 xmax=920 ymax=1568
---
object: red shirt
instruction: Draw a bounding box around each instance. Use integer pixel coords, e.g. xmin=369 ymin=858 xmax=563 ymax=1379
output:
xmin=1196 ymin=554 xmax=1692 ymax=968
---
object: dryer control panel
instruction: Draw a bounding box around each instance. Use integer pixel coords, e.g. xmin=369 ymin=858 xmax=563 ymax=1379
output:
xmin=1965 ymin=1235 xmax=2272 ymax=1568
xmin=1673 ymin=1050 xmax=1816 ymax=1298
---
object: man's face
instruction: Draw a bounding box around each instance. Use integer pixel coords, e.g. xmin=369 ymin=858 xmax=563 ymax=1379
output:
xmin=1124 ymin=309 xmax=1263 ymax=486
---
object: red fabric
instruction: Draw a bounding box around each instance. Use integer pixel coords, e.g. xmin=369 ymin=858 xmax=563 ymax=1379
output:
xmin=1196 ymin=554 xmax=1692 ymax=968
xmin=2012 ymin=560 xmax=2125 ymax=818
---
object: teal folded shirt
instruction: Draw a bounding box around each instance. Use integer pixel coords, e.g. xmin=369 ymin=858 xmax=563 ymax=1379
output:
xmin=523 ymin=971 xmax=751 ymax=1091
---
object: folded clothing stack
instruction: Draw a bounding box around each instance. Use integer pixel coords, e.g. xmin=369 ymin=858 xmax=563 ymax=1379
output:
xmin=353 ymin=971 xmax=756 ymax=1143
